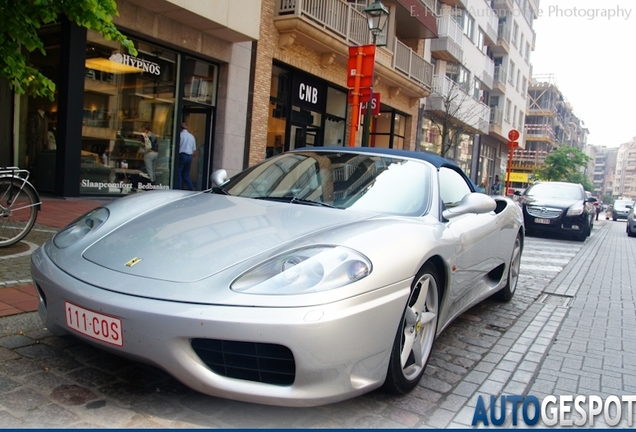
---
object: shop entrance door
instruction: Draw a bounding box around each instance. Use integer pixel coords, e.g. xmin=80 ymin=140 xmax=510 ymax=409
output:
xmin=181 ymin=105 xmax=213 ymax=190
xmin=290 ymin=125 xmax=321 ymax=150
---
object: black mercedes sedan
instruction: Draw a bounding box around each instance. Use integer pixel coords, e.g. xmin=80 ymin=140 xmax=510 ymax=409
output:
xmin=518 ymin=181 xmax=596 ymax=242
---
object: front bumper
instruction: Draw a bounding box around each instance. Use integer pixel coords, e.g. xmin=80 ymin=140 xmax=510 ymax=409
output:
xmin=30 ymin=246 xmax=409 ymax=407
xmin=523 ymin=210 xmax=588 ymax=234
xmin=614 ymin=211 xmax=630 ymax=220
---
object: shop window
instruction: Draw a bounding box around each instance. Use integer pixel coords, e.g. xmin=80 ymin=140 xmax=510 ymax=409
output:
xmin=371 ymin=111 xmax=405 ymax=149
xmin=267 ymin=66 xmax=292 ymax=157
xmin=80 ymin=31 xmax=177 ymax=195
xmin=20 ymin=24 xmax=62 ymax=192
xmin=183 ymin=58 xmax=217 ymax=106
xmin=324 ymin=87 xmax=346 ymax=147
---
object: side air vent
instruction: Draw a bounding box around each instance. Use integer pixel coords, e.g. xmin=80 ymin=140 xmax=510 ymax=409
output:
xmin=191 ymin=339 xmax=295 ymax=386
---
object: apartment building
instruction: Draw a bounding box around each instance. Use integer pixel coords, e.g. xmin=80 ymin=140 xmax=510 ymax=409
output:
xmin=512 ymin=74 xmax=588 ymax=189
xmin=246 ymin=0 xmax=439 ymax=169
xmin=589 ymin=145 xmax=617 ymax=199
xmin=419 ymin=0 xmax=537 ymax=187
xmin=613 ymin=137 xmax=636 ymax=200
xmin=0 ymin=0 xmax=260 ymax=197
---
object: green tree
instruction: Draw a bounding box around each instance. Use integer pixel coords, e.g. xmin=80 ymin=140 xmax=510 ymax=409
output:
xmin=534 ymin=146 xmax=592 ymax=189
xmin=0 ymin=0 xmax=136 ymax=100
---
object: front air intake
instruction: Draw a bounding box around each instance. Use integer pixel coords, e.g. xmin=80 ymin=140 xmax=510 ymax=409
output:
xmin=191 ymin=339 xmax=295 ymax=386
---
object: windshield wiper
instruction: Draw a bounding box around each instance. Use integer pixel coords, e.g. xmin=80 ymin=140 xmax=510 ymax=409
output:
xmin=252 ymin=196 xmax=339 ymax=209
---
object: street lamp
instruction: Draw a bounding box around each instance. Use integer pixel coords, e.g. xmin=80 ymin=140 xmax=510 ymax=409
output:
xmin=364 ymin=0 xmax=390 ymax=45
xmin=361 ymin=0 xmax=389 ymax=147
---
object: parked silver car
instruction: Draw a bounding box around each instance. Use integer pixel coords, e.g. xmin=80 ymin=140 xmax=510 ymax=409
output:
xmin=31 ymin=148 xmax=524 ymax=406
xmin=613 ymin=199 xmax=635 ymax=221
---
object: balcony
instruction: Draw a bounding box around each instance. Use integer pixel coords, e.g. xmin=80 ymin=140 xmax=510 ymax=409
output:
xmin=491 ymin=22 xmax=510 ymax=54
xmin=525 ymin=124 xmax=555 ymax=143
xmin=482 ymin=56 xmax=494 ymax=90
xmin=274 ymin=0 xmax=434 ymax=97
xmin=483 ymin=2 xmax=499 ymax=44
xmin=425 ymin=74 xmax=490 ymax=134
xmin=431 ymin=15 xmax=463 ymax=63
xmin=489 ymin=106 xmax=503 ymax=138
xmin=511 ymin=149 xmax=549 ymax=170
xmin=492 ymin=0 xmax=513 ymax=13
xmin=437 ymin=0 xmax=465 ymax=7
xmin=492 ymin=65 xmax=507 ymax=93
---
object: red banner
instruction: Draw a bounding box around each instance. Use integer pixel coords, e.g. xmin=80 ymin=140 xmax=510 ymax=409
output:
xmin=361 ymin=93 xmax=381 ymax=116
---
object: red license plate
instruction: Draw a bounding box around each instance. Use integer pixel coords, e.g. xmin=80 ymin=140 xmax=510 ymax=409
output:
xmin=534 ymin=218 xmax=551 ymax=225
xmin=65 ymin=301 xmax=123 ymax=347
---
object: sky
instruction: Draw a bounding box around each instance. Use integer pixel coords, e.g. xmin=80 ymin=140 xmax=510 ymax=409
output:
xmin=529 ymin=0 xmax=636 ymax=147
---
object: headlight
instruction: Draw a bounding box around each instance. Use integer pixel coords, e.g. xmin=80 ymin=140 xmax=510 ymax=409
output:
xmin=566 ymin=205 xmax=584 ymax=216
xmin=231 ymin=245 xmax=372 ymax=295
xmin=53 ymin=208 xmax=109 ymax=248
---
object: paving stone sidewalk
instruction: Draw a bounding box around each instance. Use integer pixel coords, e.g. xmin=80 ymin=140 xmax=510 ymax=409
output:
xmin=445 ymin=220 xmax=635 ymax=428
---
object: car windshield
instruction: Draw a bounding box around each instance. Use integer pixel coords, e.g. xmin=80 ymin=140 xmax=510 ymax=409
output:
xmin=525 ymin=183 xmax=583 ymax=200
xmin=614 ymin=200 xmax=634 ymax=210
xmin=218 ymin=151 xmax=433 ymax=216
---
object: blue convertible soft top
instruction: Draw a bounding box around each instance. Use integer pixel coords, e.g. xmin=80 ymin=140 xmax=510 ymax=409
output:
xmin=292 ymin=146 xmax=477 ymax=192
xmin=292 ymin=146 xmax=460 ymax=170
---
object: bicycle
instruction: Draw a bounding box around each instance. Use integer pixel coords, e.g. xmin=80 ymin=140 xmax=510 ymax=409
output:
xmin=0 ymin=167 xmax=41 ymax=247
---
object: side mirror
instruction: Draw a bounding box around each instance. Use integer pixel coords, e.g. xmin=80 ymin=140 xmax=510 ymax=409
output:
xmin=443 ymin=193 xmax=497 ymax=220
xmin=514 ymin=190 xmax=521 ymax=196
xmin=211 ymin=169 xmax=228 ymax=186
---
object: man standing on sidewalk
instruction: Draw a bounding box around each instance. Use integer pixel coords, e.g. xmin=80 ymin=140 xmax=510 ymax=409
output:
xmin=176 ymin=122 xmax=196 ymax=190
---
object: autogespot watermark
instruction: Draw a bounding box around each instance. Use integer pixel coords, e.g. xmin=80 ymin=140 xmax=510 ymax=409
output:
xmin=472 ymin=394 xmax=636 ymax=427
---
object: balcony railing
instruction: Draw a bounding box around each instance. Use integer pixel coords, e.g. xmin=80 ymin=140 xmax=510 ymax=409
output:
xmin=497 ymin=22 xmax=511 ymax=45
xmin=275 ymin=0 xmax=433 ymax=89
xmin=483 ymin=0 xmax=498 ymax=42
xmin=437 ymin=15 xmax=464 ymax=49
xmin=490 ymin=107 xmax=503 ymax=125
xmin=482 ymin=56 xmax=494 ymax=89
xmin=277 ymin=0 xmax=369 ymax=45
xmin=395 ymin=39 xmax=434 ymax=86
xmin=493 ymin=65 xmax=507 ymax=85
xmin=512 ymin=149 xmax=549 ymax=167
xmin=525 ymin=124 xmax=555 ymax=140
xmin=422 ymin=0 xmax=441 ymax=16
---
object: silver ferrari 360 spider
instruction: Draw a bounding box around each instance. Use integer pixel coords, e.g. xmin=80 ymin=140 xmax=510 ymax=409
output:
xmin=31 ymin=147 xmax=524 ymax=407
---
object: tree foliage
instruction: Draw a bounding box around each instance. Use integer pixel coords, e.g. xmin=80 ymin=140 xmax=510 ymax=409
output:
xmin=534 ymin=146 xmax=593 ymax=190
xmin=0 ymin=0 xmax=136 ymax=100
xmin=425 ymin=77 xmax=487 ymax=158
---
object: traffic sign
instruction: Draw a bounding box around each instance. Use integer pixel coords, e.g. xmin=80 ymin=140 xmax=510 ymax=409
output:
xmin=508 ymin=129 xmax=520 ymax=141
xmin=347 ymin=45 xmax=376 ymax=89
xmin=348 ymin=87 xmax=372 ymax=103
xmin=507 ymin=140 xmax=519 ymax=149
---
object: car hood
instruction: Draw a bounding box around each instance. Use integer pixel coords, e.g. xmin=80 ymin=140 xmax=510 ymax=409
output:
xmin=81 ymin=194 xmax=375 ymax=283
xmin=523 ymin=197 xmax=581 ymax=209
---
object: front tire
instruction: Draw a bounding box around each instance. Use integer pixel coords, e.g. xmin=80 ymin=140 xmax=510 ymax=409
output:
xmin=495 ymin=232 xmax=522 ymax=302
xmin=383 ymin=263 xmax=439 ymax=394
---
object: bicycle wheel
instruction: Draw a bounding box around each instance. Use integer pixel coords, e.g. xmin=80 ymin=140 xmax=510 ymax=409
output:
xmin=0 ymin=178 xmax=39 ymax=247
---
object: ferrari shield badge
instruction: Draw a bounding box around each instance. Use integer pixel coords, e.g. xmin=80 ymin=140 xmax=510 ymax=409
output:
xmin=125 ymin=257 xmax=142 ymax=267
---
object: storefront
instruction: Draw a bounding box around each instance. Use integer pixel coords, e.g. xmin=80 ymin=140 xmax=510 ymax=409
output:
xmin=16 ymin=23 xmax=219 ymax=197
xmin=266 ymin=63 xmax=408 ymax=158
